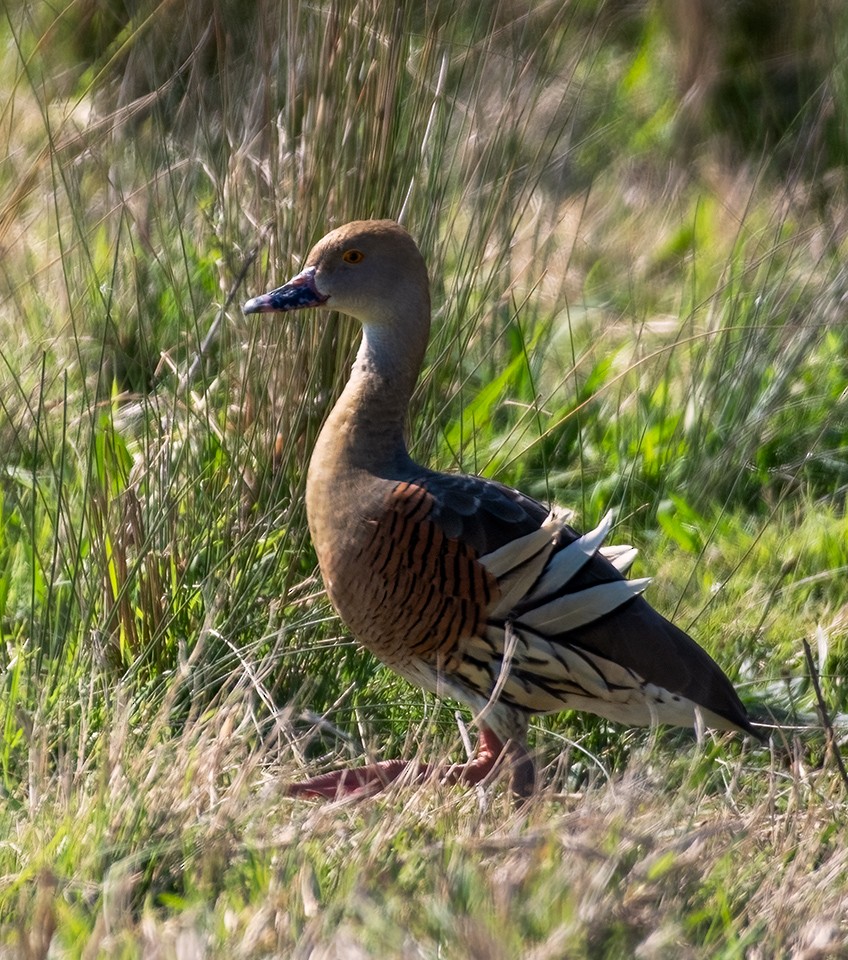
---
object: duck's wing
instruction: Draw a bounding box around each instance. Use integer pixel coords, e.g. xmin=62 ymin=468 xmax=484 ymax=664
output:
xmin=401 ymin=470 xmax=756 ymax=737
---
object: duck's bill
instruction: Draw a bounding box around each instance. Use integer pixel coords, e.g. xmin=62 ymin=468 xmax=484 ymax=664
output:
xmin=243 ymin=266 xmax=329 ymax=314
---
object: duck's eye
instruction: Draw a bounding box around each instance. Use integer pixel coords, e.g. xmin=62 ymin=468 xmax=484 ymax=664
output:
xmin=342 ymin=249 xmax=365 ymax=264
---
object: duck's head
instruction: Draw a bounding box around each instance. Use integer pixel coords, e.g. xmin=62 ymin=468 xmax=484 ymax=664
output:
xmin=244 ymin=219 xmax=430 ymax=329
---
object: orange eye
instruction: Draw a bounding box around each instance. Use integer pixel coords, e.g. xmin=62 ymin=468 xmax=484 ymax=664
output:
xmin=342 ymin=249 xmax=365 ymax=264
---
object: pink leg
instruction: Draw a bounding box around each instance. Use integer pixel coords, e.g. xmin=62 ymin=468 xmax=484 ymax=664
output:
xmin=284 ymin=759 xmax=432 ymax=799
xmin=284 ymin=726 xmax=535 ymax=799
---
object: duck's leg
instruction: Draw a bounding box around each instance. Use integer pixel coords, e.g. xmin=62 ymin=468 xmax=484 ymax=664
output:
xmin=284 ymin=726 xmax=534 ymax=799
xmin=444 ymin=726 xmax=535 ymax=797
xmin=283 ymin=758 xmax=431 ymax=799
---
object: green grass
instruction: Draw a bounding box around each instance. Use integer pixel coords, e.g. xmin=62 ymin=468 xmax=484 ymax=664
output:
xmin=2 ymin=0 xmax=848 ymax=955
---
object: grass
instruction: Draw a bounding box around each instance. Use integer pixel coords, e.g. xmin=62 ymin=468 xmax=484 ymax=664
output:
xmin=2 ymin=0 xmax=848 ymax=955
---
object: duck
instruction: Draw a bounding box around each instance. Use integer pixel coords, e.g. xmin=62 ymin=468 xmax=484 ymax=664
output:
xmin=244 ymin=219 xmax=757 ymax=798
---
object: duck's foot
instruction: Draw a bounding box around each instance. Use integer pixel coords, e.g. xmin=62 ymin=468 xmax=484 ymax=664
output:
xmin=284 ymin=727 xmax=535 ymax=800
xmin=284 ymin=759 xmax=432 ymax=799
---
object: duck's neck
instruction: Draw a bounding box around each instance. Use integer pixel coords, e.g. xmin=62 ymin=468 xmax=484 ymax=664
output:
xmin=315 ymin=309 xmax=430 ymax=474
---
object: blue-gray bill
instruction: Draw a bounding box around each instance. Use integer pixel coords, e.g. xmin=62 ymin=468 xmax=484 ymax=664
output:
xmin=243 ymin=265 xmax=328 ymax=314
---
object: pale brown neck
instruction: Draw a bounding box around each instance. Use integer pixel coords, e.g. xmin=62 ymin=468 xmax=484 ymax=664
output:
xmin=314 ymin=307 xmax=429 ymax=474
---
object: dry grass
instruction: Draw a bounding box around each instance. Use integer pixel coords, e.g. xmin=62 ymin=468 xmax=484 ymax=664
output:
xmin=7 ymin=695 xmax=848 ymax=957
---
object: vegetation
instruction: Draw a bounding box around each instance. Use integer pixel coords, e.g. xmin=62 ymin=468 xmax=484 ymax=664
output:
xmin=1 ymin=0 xmax=847 ymax=954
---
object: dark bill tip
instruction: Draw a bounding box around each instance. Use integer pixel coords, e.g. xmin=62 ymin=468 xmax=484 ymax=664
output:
xmin=243 ymin=266 xmax=329 ymax=315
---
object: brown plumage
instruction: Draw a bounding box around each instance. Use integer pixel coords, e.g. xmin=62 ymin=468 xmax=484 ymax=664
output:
xmin=244 ymin=219 xmax=757 ymax=798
